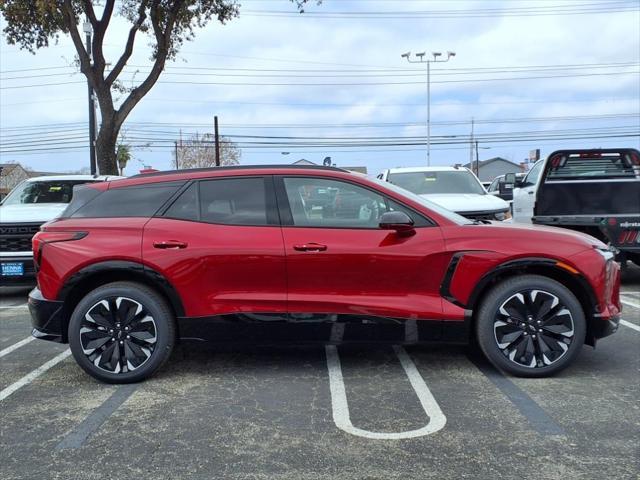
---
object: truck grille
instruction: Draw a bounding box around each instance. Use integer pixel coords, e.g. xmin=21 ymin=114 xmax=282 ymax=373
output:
xmin=0 ymin=223 xmax=42 ymax=253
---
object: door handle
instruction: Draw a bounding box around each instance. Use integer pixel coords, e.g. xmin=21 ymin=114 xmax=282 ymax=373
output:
xmin=153 ymin=240 xmax=188 ymax=249
xmin=528 ymin=191 xmax=534 ymax=195
xmin=293 ymin=243 xmax=327 ymax=252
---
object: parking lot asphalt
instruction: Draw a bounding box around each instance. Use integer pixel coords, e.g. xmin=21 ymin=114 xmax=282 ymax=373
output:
xmin=1 ymin=267 xmax=639 ymax=480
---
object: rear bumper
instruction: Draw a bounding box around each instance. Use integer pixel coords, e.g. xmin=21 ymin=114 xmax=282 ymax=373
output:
xmin=0 ymin=256 xmax=36 ymax=286
xmin=28 ymin=287 xmax=66 ymax=343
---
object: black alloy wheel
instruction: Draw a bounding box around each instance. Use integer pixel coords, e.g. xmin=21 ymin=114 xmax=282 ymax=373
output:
xmin=80 ymin=297 xmax=158 ymax=374
xmin=493 ymin=290 xmax=574 ymax=368
xmin=69 ymin=282 xmax=175 ymax=383
xmin=476 ymin=275 xmax=586 ymax=377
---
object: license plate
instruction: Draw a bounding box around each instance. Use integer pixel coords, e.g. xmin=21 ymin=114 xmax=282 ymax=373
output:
xmin=1 ymin=262 xmax=24 ymax=276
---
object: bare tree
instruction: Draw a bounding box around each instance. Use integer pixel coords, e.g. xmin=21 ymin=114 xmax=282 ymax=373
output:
xmin=176 ymin=133 xmax=241 ymax=168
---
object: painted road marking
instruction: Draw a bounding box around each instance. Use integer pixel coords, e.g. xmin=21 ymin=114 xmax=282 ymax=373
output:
xmin=56 ymin=384 xmax=139 ymax=450
xmin=0 ymin=349 xmax=71 ymax=402
xmin=325 ymin=345 xmax=446 ymax=440
xmin=620 ymin=320 xmax=640 ymax=332
xmin=0 ymin=304 xmax=29 ymax=310
xmin=468 ymin=355 xmax=565 ymax=436
xmin=621 ymin=298 xmax=640 ymax=310
xmin=0 ymin=336 xmax=35 ymax=359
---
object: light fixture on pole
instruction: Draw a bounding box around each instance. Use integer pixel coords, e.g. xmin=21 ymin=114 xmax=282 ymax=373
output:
xmin=402 ymin=50 xmax=456 ymax=166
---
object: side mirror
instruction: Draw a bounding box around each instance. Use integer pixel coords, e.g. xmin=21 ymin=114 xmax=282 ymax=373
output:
xmin=379 ymin=211 xmax=415 ymax=236
xmin=504 ymin=173 xmax=516 ymax=185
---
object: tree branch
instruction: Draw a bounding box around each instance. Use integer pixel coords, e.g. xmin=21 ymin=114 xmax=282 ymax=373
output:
xmin=61 ymin=0 xmax=96 ymax=86
xmin=115 ymin=0 xmax=184 ymax=125
xmin=81 ymin=0 xmax=97 ymax=25
xmin=104 ymin=0 xmax=150 ymax=86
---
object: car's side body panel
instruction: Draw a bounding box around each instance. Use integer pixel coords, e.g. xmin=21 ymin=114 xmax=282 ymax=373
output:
xmin=142 ymin=217 xmax=288 ymax=317
xmin=281 ymin=226 xmax=448 ymax=320
xmin=36 ymin=217 xmax=148 ymax=301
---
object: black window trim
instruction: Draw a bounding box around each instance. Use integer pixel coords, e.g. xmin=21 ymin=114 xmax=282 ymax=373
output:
xmin=159 ymin=175 xmax=280 ymax=227
xmin=274 ymin=174 xmax=436 ymax=230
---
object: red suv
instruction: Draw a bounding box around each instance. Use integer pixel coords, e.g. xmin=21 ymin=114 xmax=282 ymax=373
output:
xmin=28 ymin=165 xmax=621 ymax=383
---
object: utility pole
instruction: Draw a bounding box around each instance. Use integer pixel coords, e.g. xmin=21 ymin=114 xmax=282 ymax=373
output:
xmin=214 ymin=115 xmax=221 ymax=167
xmin=475 ymin=140 xmax=480 ymax=178
xmin=469 ymin=117 xmax=475 ymax=169
xmin=83 ymin=19 xmax=97 ymax=175
xmin=401 ymin=50 xmax=456 ymax=166
xmin=174 ymin=141 xmax=179 ymax=169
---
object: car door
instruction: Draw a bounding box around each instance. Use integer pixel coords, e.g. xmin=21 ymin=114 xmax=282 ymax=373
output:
xmin=275 ymin=175 xmax=446 ymax=321
xmin=513 ymin=160 xmax=543 ymax=223
xmin=142 ymin=176 xmax=287 ymax=317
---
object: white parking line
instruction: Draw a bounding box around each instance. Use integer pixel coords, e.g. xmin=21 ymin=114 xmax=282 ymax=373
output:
xmin=325 ymin=345 xmax=446 ymax=440
xmin=0 ymin=304 xmax=29 ymax=310
xmin=0 ymin=336 xmax=35 ymax=358
xmin=621 ymin=298 xmax=640 ymax=310
xmin=620 ymin=320 xmax=640 ymax=333
xmin=0 ymin=349 xmax=71 ymax=402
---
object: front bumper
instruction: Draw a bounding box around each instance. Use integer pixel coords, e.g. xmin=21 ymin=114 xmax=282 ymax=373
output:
xmin=591 ymin=313 xmax=620 ymax=340
xmin=28 ymin=287 xmax=66 ymax=343
xmin=0 ymin=256 xmax=36 ymax=286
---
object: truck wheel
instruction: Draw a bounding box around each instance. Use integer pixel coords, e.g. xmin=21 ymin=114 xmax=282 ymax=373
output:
xmin=475 ymin=275 xmax=586 ymax=377
xmin=68 ymin=282 xmax=175 ymax=384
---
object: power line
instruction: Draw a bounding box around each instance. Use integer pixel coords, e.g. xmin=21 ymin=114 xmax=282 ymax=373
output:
xmin=2 ymin=69 xmax=638 ymax=90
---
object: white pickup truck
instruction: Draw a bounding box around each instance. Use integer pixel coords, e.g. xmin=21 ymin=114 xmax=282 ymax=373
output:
xmin=0 ymin=175 xmax=120 ymax=285
xmin=511 ymin=149 xmax=640 ymax=266
xmin=377 ymin=166 xmax=511 ymax=221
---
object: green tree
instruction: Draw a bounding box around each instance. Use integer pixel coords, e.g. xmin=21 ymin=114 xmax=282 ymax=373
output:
xmin=1 ymin=0 xmax=316 ymax=174
xmin=116 ymin=143 xmax=132 ymax=175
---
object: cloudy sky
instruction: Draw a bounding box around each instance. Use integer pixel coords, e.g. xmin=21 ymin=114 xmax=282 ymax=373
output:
xmin=1 ymin=0 xmax=639 ymax=176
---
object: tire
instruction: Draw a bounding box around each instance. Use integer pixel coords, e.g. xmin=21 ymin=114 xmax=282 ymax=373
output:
xmin=475 ymin=275 xmax=586 ymax=377
xmin=68 ymin=282 xmax=175 ymax=384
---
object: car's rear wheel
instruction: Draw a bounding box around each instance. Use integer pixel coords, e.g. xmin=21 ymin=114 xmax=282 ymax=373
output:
xmin=68 ymin=282 xmax=175 ymax=383
xmin=476 ymin=275 xmax=586 ymax=377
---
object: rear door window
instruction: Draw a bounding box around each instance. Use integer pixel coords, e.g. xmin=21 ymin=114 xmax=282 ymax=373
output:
xmin=198 ymin=177 xmax=274 ymax=226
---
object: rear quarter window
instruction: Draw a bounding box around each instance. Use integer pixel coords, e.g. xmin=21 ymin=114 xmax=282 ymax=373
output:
xmin=71 ymin=182 xmax=184 ymax=218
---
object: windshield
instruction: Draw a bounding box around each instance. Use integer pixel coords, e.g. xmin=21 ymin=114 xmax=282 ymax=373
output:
xmin=387 ymin=170 xmax=486 ymax=195
xmin=371 ymin=177 xmax=472 ymax=225
xmin=1 ymin=180 xmax=96 ymax=206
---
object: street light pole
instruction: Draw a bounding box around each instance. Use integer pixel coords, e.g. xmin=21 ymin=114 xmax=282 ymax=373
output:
xmin=83 ymin=20 xmax=97 ymax=175
xmin=401 ymin=51 xmax=456 ymax=166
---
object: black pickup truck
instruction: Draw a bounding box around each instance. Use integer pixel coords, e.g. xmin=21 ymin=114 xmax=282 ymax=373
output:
xmin=531 ymin=148 xmax=640 ymax=266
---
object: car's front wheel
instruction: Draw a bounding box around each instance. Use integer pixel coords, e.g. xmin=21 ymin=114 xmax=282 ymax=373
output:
xmin=476 ymin=275 xmax=586 ymax=377
xmin=68 ymin=282 xmax=175 ymax=383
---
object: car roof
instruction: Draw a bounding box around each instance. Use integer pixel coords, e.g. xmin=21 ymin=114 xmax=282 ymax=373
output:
xmin=109 ymin=164 xmax=350 ymax=188
xmin=24 ymin=175 xmax=122 ymax=182
xmin=386 ymin=166 xmax=469 ymax=174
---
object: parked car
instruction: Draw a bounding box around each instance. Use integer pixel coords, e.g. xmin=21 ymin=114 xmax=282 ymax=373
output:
xmin=515 ymin=148 xmax=639 ymax=267
xmin=377 ymin=166 xmax=511 ymax=221
xmin=0 ymin=175 xmax=120 ymax=285
xmin=29 ymin=165 xmax=620 ymax=383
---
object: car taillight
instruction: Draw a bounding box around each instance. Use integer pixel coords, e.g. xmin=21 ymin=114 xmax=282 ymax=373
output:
xmin=33 ymin=231 xmax=88 ymax=267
